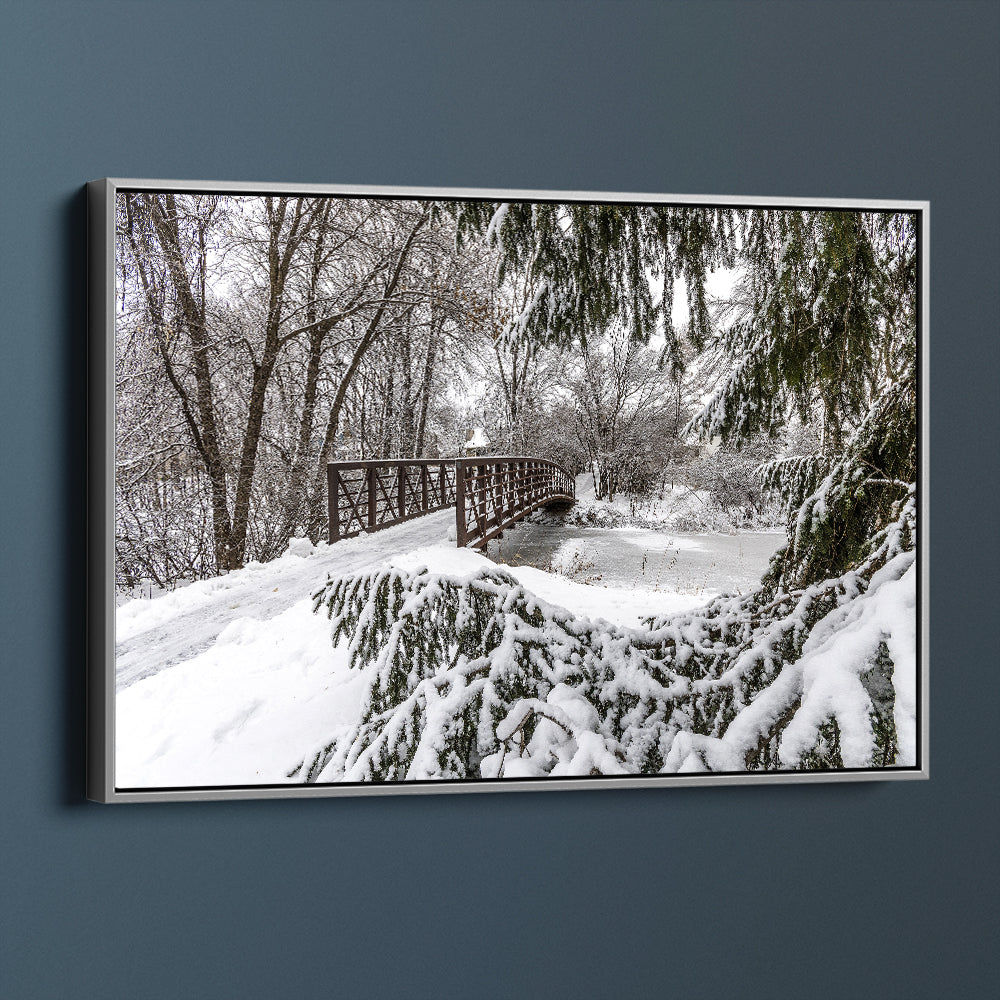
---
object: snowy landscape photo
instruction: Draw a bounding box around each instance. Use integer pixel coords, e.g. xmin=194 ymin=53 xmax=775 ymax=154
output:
xmin=94 ymin=182 xmax=924 ymax=797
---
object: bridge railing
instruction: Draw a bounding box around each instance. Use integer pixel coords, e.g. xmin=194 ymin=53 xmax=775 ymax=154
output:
xmin=327 ymin=455 xmax=575 ymax=548
xmin=455 ymin=457 xmax=575 ymax=549
xmin=326 ymin=459 xmax=457 ymax=542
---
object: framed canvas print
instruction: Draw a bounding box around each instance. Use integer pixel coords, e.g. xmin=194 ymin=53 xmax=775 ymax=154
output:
xmin=88 ymin=179 xmax=928 ymax=802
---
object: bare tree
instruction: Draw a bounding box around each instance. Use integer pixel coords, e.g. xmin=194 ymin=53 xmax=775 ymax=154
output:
xmin=568 ymin=326 xmax=681 ymax=499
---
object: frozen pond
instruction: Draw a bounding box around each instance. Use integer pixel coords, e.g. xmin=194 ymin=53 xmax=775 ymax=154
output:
xmin=485 ymin=516 xmax=785 ymax=599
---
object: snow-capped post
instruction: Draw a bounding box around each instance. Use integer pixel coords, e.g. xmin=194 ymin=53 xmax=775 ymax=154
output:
xmin=463 ymin=426 xmax=491 ymax=457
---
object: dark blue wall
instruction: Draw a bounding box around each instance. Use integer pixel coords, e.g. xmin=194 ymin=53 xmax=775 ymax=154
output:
xmin=1 ymin=2 xmax=996 ymax=996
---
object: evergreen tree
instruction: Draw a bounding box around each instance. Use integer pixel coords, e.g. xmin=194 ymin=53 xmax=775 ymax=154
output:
xmin=455 ymin=201 xmax=739 ymax=373
xmin=459 ymin=202 xmax=918 ymax=591
xmin=688 ymin=210 xmax=917 ymax=589
xmin=302 ymin=204 xmax=919 ymax=781
xmin=302 ymin=487 xmax=915 ymax=781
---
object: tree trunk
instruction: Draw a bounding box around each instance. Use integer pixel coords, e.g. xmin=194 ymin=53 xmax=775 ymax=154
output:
xmin=140 ymin=194 xmax=235 ymax=574
xmin=282 ymin=201 xmax=333 ymax=538
xmin=226 ymin=196 xmax=311 ymax=568
xmin=414 ymin=315 xmax=441 ymax=456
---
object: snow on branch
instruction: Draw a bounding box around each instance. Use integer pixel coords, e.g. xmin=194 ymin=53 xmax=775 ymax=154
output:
xmin=294 ymin=497 xmax=916 ymax=783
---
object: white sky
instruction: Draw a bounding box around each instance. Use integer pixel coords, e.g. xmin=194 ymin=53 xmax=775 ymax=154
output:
xmin=669 ymin=267 xmax=741 ymax=330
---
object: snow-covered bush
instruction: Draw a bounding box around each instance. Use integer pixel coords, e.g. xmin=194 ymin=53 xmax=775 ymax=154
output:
xmin=686 ymin=434 xmax=780 ymax=523
xmin=565 ymin=500 xmax=630 ymax=529
xmin=565 ymin=489 xmax=779 ymax=534
xmin=299 ymin=491 xmax=915 ymax=782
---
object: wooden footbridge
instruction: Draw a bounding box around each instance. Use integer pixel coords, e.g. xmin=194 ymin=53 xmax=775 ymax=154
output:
xmin=327 ymin=457 xmax=576 ymax=549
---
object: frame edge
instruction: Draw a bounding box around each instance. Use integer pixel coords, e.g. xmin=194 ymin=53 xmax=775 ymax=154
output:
xmin=89 ymin=181 xmax=930 ymax=802
xmin=919 ymin=202 xmax=930 ymax=781
xmin=87 ymin=178 xmax=115 ymax=803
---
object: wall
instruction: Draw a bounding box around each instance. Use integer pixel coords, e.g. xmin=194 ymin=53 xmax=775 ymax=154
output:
xmin=1 ymin=2 xmax=996 ymax=996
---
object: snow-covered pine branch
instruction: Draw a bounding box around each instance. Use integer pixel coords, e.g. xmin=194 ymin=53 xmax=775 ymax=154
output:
xmin=296 ymin=489 xmax=915 ymax=783
xmin=762 ymin=368 xmax=916 ymax=592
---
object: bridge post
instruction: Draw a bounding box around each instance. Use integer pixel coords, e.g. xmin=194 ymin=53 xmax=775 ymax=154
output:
xmin=328 ymin=464 xmax=340 ymax=542
xmin=476 ymin=462 xmax=487 ymax=536
xmin=397 ymin=465 xmax=406 ymax=520
xmin=493 ymin=461 xmax=503 ymax=530
xmin=367 ymin=466 xmax=376 ymax=531
xmin=455 ymin=460 xmax=467 ymax=547
xmin=421 ymin=464 xmax=429 ymax=511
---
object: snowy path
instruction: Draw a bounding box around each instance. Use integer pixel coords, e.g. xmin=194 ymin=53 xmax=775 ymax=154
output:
xmin=114 ymin=489 xmax=785 ymax=788
xmin=115 ymin=509 xmax=455 ymax=691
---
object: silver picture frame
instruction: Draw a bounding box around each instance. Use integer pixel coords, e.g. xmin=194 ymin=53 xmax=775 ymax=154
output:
xmin=89 ymin=178 xmax=929 ymax=802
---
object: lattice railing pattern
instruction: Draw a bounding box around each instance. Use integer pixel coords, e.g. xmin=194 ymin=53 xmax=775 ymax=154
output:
xmin=327 ymin=460 xmax=457 ymax=542
xmin=327 ymin=456 xmax=574 ymax=548
xmin=455 ymin=457 xmax=575 ymax=549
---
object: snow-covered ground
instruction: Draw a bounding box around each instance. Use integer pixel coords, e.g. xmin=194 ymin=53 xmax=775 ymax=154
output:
xmin=115 ymin=494 xmax=781 ymax=788
xmin=115 ymin=509 xmax=456 ymax=690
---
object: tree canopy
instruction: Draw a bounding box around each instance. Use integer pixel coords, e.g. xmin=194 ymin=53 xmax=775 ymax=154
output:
xmin=116 ymin=191 xmax=918 ymax=600
xmin=458 ymin=201 xmax=918 ymax=590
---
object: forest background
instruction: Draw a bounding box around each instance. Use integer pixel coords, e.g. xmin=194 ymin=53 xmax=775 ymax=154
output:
xmin=115 ymin=194 xmax=914 ymax=600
